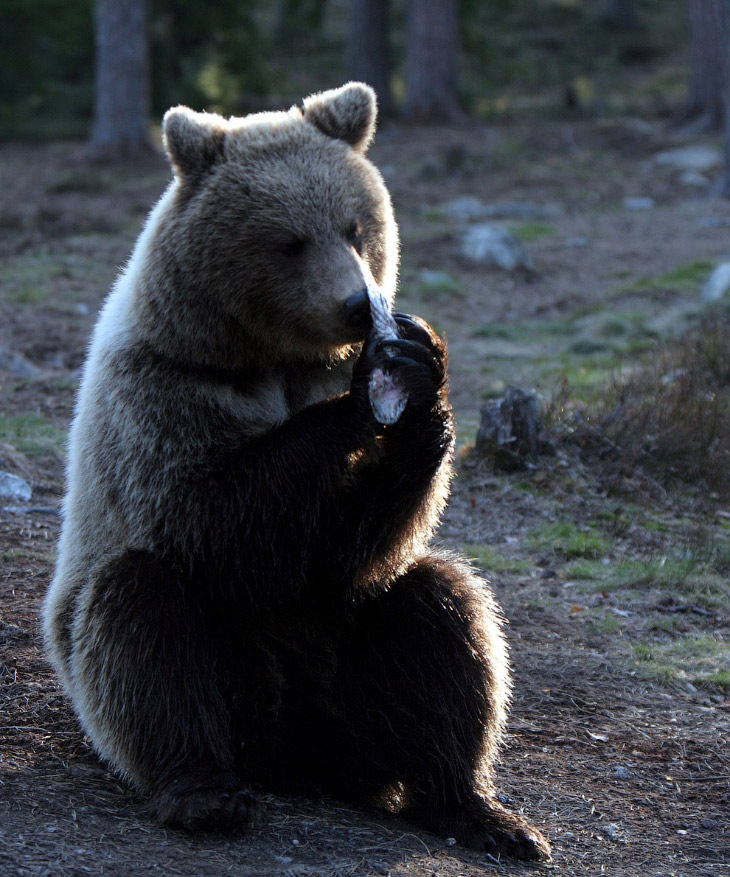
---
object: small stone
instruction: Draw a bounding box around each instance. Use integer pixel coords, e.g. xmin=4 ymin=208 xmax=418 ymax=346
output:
xmin=443 ymin=197 xmax=562 ymax=223
xmin=485 ymin=200 xmax=562 ymax=221
xmin=701 ymin=263 xmax=730 ymax=303
xmin=444 ymin=837 xmax=457 ymax=847
xmin=603 ymin=823 xmax=626 ymax=842
xmin=0 ymin=472 xmax=32 ymax=502
xmin=654 ymin=145 xmax=722 ymax=173
xmin=613 ymin=765 xmax=631 ymax=779
xmin=623 ymin=196 xmax=654 ymax=210
xmin=679 ymin=170 xmax=709 ymax=188
xmin=460 ymin=224 xmax=533 ymax=271
xmin=419 ymin=269 xmax=454 ymax=290
xmin=0 ymin=346 xmax=41 ymax=380
xmin=700 ymin=818 xmax=718 ymax=830
xmin=441 ymin=195 xmax=489 ymax=222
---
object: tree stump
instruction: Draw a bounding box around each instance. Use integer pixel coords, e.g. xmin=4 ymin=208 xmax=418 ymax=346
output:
xmin=475 ymin=387 xmax=555 ymax=471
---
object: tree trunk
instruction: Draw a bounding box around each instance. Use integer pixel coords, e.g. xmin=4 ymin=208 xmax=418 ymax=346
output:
xmin=722 ymin=91 xmax=730 ymax=197
xmin=346 ymin=0 xmax=392 ymax=116
xmin=89 ymin=0 xmax=152 ymax=156
xmin=600 ymin=0 xmax=635 ymax=29
xmin=404 ymin=0 xmax=462 ymax=123
xmin=688 ymin=0 xmax=728 ymax=131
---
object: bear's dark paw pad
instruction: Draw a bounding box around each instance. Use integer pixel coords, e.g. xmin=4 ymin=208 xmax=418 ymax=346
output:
xmin=153 ymin=786 xmax=265 ymax=832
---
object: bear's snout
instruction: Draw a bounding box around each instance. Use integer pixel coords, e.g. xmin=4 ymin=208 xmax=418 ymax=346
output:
xmin=340 ymin=289 xmax=372 ymax=337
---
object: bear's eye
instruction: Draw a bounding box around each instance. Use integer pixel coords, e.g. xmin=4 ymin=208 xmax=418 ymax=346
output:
xmin=279 ymin=237 xmax=308 ymax=258
xmin=346 ymin=220 xmax=363 ymax=254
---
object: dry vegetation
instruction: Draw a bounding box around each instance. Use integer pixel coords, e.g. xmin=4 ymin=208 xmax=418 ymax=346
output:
xmin=551 ymin=309 xmax=730 ymax=503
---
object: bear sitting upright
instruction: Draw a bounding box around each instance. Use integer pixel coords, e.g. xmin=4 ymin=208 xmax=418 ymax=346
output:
xmin=43 ymin=83 xmax=550 ymax=861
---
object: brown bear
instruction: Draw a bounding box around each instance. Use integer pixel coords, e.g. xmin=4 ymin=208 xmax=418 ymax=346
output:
xmin=43 ymin=83 xmax=550 ymax=861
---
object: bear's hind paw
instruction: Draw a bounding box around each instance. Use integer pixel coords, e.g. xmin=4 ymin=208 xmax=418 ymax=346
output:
xmin=415 ymin=798 xmax=551 ymax=862
xmin=152 ymin=778 xmax=265 ymax=832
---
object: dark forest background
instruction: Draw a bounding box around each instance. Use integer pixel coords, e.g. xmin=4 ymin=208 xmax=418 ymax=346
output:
xmin=0 ymin=0 xmax=702 ymax=138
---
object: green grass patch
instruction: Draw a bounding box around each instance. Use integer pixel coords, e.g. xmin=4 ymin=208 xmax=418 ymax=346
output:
xmin=632 ymin=632 xmax=730 ymax=691
xmin=415 ymin=270 xmax=463 ymax=301
xmin=45 ymin=169 xmax=111 ymax=195
xmin=0 ymin=413 xmax=66 ymax=457
xmin=567 ymin=556 xmax=730 ymax=610
xmin=527 ymin=521 xmax=611 ymax=560
xmin=618 ymin=260 xmax=713 ymax=296
xmin=508 ymin=222 xmax=556 ymax=243
xmin=462 ymin=543 xmax=533 ymax=576
xmin=471 ymin=318 xmax=577 ymax=342
xmin=564 ymin=559 xmax=607 ymax=580
xmin=641 ymin=520 xmax=671 ymax=533
xmin=551 ymin=357 xmax=619 ymax=400
xmin=8 ymin=285 xmax=51 ymax=304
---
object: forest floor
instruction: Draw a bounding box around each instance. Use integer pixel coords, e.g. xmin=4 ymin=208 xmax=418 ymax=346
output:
xmin=1 ymin=111 xmax=729 ymax=876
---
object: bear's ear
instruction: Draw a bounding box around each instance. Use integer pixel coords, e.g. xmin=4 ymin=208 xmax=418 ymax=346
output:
xmin=302 ymin=82 xmax=377 ymax=153
xmin=162 ymin=106 xmax=227 ymax=181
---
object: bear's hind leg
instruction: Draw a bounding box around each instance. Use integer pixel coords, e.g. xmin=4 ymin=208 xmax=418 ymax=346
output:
xmin=332 ymin=555 xmax=550 ymax=861
xmin=70 ymin=550 xmax=261 ymax=831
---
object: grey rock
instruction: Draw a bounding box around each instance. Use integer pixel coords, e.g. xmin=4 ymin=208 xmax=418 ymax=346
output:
xmin=483 ymin=200 xmax=562 ymax=220
xmin=419 ymin=269 xmax=454 ymax=289
xmin=602 ymin=823 xmax=627 ymax=843
xmin=441 ymin=196 xmax=561 ymax=223
xmin=680 ymin=170 xmax=709 ymax=188
xmin=654 ymin=145 xmax=721 ymax=173
xmin=0 ymin=346 xmax=42 ymax=380
xmin=613 ymin=765 xmax=631 ymax=779
xmin=623 ymin=196 xmax=654 ymax=210
xmin=701 ymin=262 xmax=730 ymax=303
xmin=698 ymin=216 xmax=730 ymax=229
xmin=564 ymin=236 xmax=589 ymax=248
xmin=0 ymin=471 xmax=32 ymax=502
xmin=441 ymin=195 xmax=489 ymax=221
xmin=460 ymin=224 xmax=534 ymax=271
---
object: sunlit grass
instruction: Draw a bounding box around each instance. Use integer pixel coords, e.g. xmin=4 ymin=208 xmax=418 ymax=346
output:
xmin=0 ymin=413 xmax=66 ymax=457
xmin=462 ymin=543 xmax=533 ymax=576
xmin=527 ymin=521 xmax=611 ymax=560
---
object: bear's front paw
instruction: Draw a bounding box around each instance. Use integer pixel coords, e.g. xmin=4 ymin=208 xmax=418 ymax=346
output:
xmin=393 ymin=313 xmax=447 ymax=380
xmin=369 ymin=337 xmax=445 ymax=419
xmin=152 ymin=773 xmax=265 ymax=832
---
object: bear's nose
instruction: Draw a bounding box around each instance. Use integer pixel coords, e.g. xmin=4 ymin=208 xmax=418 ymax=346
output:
xmin=340 ymin=289 xmax=372 ymax=337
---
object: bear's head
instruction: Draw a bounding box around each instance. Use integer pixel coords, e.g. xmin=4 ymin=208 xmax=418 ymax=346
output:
xmin=138 ymin=83 xmax=398 ymax=368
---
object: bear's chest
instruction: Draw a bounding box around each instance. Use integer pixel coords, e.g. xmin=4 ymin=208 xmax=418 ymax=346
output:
xmin=278 ymin=363 xmax=351 ymax=417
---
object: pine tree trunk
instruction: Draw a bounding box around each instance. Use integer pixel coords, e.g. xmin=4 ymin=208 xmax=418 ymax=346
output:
xmin=404 ymin=0 xmax=462 ymax=123
xmin=688 ymin=0 xmax=728 ymax=130
xmin=346 ymin=0 xmax=392 ymax=116
xmin=601 ymin=0 xmax=635 ymax=29
xmin=722 ymin=91 xmax=730 ymax=196
xmin=89 ymin=0 xmax=151 ymax=156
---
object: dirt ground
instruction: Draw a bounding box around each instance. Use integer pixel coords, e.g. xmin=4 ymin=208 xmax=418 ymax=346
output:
xmin=1 ymin=112 xmax=729 ymax=876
